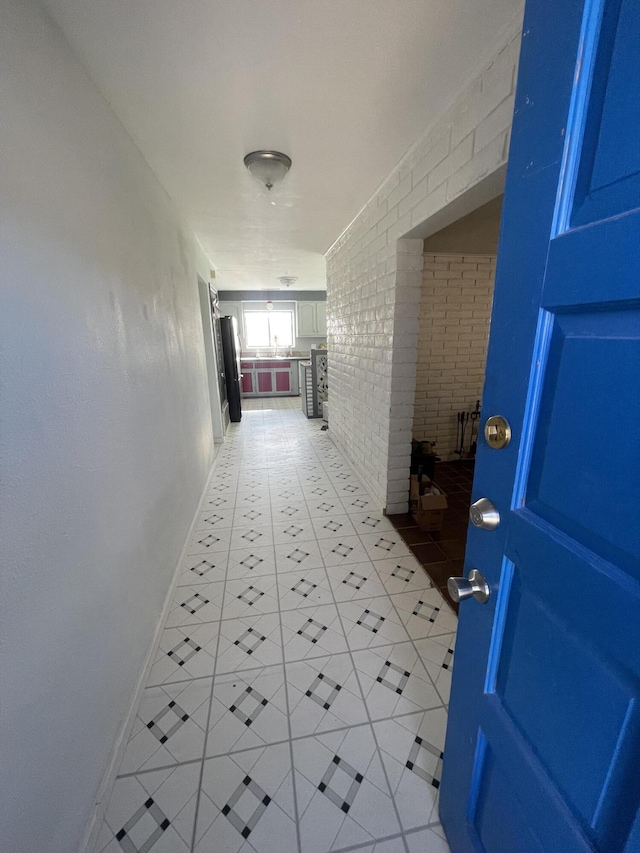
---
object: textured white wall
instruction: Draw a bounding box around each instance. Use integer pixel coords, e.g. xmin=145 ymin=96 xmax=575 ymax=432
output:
xmin=414 ymin=253 xmax=496 ymax=459
xmin=0 ymin=2 xmax=215 ymax=851
xmin=326 ymin=24 xmax=521 ymax=514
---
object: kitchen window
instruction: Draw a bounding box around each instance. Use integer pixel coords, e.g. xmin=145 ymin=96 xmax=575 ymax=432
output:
xmin=243 ymin=309 xmax=295 ymax=348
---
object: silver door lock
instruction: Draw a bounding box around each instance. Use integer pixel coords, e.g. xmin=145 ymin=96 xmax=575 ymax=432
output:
xmin=447 ymin=569 xmax=490 ymax=603
xmin=469 ymin=498 xmax=500 ymax=530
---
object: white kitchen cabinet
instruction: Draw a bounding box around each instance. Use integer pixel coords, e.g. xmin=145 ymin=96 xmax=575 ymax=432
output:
xmin=297 ymin=301 xmax=327 ymax=337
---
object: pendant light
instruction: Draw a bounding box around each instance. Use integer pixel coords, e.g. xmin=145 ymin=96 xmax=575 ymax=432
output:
xmin=244 ymin=151 xmax=292 ymax=190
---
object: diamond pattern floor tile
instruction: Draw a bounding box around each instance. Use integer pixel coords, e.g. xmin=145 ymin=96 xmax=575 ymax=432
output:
xmin=337 ymin=596 xmax=411 ymax=650
xmin=207 ymin=664 xmax=289 ymax=756
xmin=177 ymin=553 xmax=229 ymax=586
xmin=195 ymin=743 xmax=297 ymax=852
xmin=216 ymin=612 xmax=283 ymax=673
xmin=352 ymin=642 xmax=443 ymax=721
xmin=281 ymin=602 xmax=349 ymax=662
xmin=95 ymin=399 xmax=457 ymax=853
xmin=226 ymin=546 xmax=277 ymax=579
xmin=374 ymin=709 xmax=448 ymax=831
xmin=148 ymin=622 xmax=219 ymax=686
xmin=318 ymin=536 xmax=371 ymax=567
xmin=278 ymin=567 xmax=335 ymax=610
xmin=99 ymin=763 xmax=200 ymax=852
xmin=119 ymin=679 xmax=211 ymax=774
xmin=286 ymin=653 xmax=369 ymax=737
xmin=166 ymin=582 xmax=224 ymax=628
xmin=326 ymin=562 xmax=388 ymax=603
xmin=391 ymin=588 xmax=458 ymax=640
xmin=293 ymin=724 xmax=401 ymax=853
xmin=223 ymin=574 xmax=280 ymax=618
xmin=374 ymin=556 xmax=433 ymax=597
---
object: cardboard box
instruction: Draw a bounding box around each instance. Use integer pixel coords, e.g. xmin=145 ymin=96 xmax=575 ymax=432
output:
xmin=409 ymin=474 xmax=421 ymax=515
xmin=416 ymin=485 xmax=448 ymax=532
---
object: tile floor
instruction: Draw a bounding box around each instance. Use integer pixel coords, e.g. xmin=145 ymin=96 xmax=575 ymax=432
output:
xmin=389 ymin=462 xmax=475 ymax=613
xmin=95 ymin=398 xmax=456 ymax=853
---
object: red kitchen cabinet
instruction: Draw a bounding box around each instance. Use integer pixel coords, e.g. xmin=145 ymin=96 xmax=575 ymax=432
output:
xmin=257 ymin=370 xmax=273 ymax=392
xmin=240 ymin=360 xmax=295 ymax=397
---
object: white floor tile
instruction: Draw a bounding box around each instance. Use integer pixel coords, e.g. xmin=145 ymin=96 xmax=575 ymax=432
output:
xmin=374 ymin=708 xmax=448 ymax=831
xmin=167 ymin=582 xmax=224 ymax=628
xmin=275 ymin=540 xmax=325 ymax=572
xmin=177 ymin=553 xmax=228 ymax=586
xmin=272 ymin=519 xmax=318 ymax=545
xmin=318 ymin=535 xmax=371 ymax=567
xmin=98 ymin=399 xmax=458 ymax=853
xmin=359 ymin=531 xmax=412 ymax=561
xmin=148 ymin=622 xmax=219 ymax=685
xmin=119 ymin=678 xmax=211 ymax=774
xmin=311 ymin=514 xmax=358 ymax=540
xmin=374 ymin=557 xmax=433 ymax=596
xmin=195 ymin=743 xmax=297 ymax=852
xmin=187 ymin=527 xmax=233 ymax=556
xmin=391 ymin=589 xmax=458 ymax=640
xmin=223 ymin=574 xmax=280 ymax=618
xmin=195 ymin=508 xmax=236 ymax=530
xmin=281 ymin=602 xmax=349 ymax=662
xmin=227 ymin=545 xmax=277 ymax=579
xmin=286 ymin=653 xmax=369 ymax=737
xmin=352 ymin=642 xmax=443 ymax=721
xmin=271 ymin=501 xmax=312 ymax=523
xmin=337 ymin=596 xmax=411 ymax=650
xmin=326 ymin=562 xmax=389 ymax=603
xmin=293 ymin=724 xmax=401 ymax=852
xmin=233 ymin=505 xmax=273 ymax=526
xmin=230 ymin=524 xmax=275 ymax=550
xmin=348 ymin=511 xmax=395 ymax=535
xmin=207 ymin=664 xmax=289 ymax=756
xmin=98 ymin=762 xmax=200 ymax=852
xmin=216 ymin=612 xmax=284 ymax=673
xmin=406 ymin=826 xmax=451 ymax=852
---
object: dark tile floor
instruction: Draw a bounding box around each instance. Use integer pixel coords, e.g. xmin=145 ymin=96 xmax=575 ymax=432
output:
xmin=388 ymin=460 xmax=475 ymax=614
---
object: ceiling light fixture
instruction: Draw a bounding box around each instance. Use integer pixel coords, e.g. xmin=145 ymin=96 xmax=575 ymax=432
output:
xmin=279 ymin=276 xmax=298 ymax=288
xmin=244 ymin=150 xmax=292 ymax=190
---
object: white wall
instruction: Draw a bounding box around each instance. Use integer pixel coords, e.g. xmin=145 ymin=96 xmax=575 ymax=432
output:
xmin=326 ymin=19 xmax=521 ymax=514
xmin=0 ymin=2 xmax=215 ymax=851
xmin=414 ymin=253 xmax=496 ymax=459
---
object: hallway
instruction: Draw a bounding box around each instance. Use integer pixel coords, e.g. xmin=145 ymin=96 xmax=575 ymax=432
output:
xmin=96 ymin=399 xmax=457 ymax=853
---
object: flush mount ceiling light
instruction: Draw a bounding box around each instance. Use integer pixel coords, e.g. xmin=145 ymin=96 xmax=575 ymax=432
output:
xmin=244 ymin=150 xmax=292 ymax=190
xmin=279 ymin=276 xmax=298 ymax=288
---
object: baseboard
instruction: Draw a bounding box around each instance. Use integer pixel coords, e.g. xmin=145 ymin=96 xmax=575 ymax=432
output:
xmin=80 ymin=454 xmax=218 ymax=852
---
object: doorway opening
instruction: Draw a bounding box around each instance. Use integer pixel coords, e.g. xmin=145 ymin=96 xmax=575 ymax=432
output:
xmin=390 ymin=196 xmax=504 ymax=609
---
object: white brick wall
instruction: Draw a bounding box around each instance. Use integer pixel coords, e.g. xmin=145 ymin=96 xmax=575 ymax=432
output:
xmin=326 ymin=23 xmax=521 ymax=514
xmin=413 ymin=253 xmax=496 ymax=460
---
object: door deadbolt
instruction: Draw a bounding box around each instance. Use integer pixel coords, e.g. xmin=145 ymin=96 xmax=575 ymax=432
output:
xmin=484 ymin=416 xmax=511 ymax=449
xmin=469 ymin=498 xmax=500 ymax=530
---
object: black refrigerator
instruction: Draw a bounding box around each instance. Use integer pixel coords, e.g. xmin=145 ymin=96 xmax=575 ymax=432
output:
xmin=219 ymin=316 xmax=242 ymax=422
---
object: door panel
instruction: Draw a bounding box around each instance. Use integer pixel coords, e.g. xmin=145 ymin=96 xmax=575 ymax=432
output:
xmin=440 ymin=0 xmax=640 ymax=849
xmin=275 ymin=370 xmax=291 ymax=392
xmin=257 ymin=370 xmax=273 ymax=393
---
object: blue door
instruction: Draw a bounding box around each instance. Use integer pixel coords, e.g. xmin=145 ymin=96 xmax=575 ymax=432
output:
xmin=440 ymin=0 xmax=640 ymax=850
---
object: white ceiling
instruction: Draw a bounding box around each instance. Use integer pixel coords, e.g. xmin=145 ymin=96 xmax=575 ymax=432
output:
xmin=42 ymin=0 xmax=521 ymax=290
